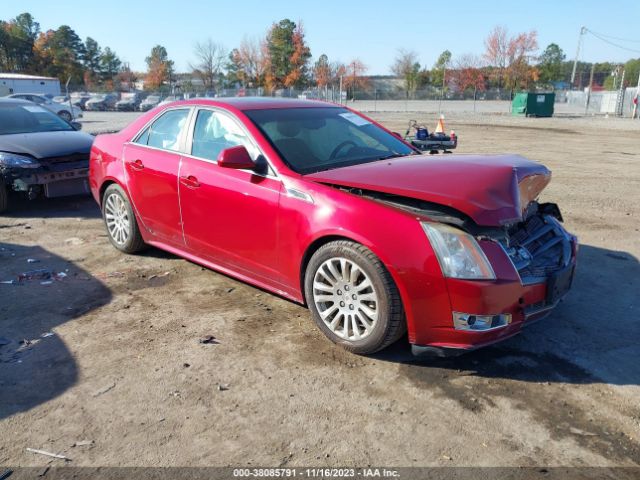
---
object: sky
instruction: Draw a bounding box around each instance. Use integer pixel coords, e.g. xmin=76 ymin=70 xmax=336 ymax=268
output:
xmin=5 ymin=0 xmax=640 ymax=74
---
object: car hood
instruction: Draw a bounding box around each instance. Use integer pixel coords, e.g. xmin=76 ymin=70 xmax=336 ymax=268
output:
xmin=0 ymin=131 xmax=94 ymax=160
xmin=305 ymin=154 xmax=551 ymax=226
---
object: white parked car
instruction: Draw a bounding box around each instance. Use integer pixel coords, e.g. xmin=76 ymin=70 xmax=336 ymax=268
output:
xmin=7 ymin=93 xmax=83 ymax=121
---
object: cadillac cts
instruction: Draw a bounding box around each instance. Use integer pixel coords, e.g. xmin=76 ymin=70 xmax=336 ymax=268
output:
xmin=89 ymin=98 xmax=577 ymax=356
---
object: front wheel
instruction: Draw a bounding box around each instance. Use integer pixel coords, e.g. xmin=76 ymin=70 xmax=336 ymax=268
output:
xmin=102 ymin=184 xmax=146 ymax=253
xmin=304 ymin=240 xmax=406 ymax=354
xmin=58 ymin=110 xmax=72 ymax=122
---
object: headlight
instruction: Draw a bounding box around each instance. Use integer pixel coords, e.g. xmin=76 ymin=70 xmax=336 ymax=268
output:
xmin=421 ymin=222 xmax=496 ymax=280
xmin=0 ymin=152 xmax=41 ymax=169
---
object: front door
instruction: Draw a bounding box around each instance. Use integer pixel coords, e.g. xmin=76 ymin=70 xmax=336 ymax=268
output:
xmin=123 ymin=107 xmax=191 ymax=246
xmin=179 ymin=108 xmax=283 ymax=283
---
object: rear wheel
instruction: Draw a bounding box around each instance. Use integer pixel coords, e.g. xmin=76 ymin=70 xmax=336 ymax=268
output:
xmin=304 ymin=240 xmax=406 ymax=354
xmin=102 ymin=184 xmax=146 ymax=253
xmin=0 ymin=180 xmax=8 ymax=213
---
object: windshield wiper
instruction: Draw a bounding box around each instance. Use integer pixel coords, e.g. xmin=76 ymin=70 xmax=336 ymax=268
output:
xmin=377 ymin=153 xmax=406 ymax=160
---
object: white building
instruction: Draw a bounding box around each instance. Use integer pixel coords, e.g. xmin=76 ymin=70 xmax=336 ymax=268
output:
xmin=0 ymin=73 xmax=61 ymax=96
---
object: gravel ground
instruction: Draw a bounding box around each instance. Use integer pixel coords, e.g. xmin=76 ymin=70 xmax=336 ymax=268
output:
xmin=1 ymin=109 xmax=639 ymax=469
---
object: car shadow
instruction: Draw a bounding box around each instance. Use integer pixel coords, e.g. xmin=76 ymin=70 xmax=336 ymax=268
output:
xmin=0 ymin=242 xmax=112 ymax=420
xmin=374 ymin=244 xmax=640 ymax=387
xmin=1 ymin=194 xmax=100 ymax=220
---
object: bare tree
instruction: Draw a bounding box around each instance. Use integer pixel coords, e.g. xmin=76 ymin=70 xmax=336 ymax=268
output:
xmin=190 ymin=39 xmax=227 ymax=92
xmin=391 ymin=49 xmax=421 ymax=97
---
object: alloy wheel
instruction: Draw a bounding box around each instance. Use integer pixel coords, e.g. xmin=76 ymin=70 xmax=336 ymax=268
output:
xmin=312 ymin=257 xmax=379 ymax=341
xmin=104 ymin=193 xmax=130 ymax=245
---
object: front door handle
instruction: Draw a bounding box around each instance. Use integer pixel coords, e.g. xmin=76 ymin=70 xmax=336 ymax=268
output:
xmin=128 ymin=159 xmax=144 ymax=171
xmin=180 ymin=175 xmax=200 ymax=189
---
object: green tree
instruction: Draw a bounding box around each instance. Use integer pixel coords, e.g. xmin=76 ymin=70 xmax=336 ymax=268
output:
xmin=538 ymin=43 xmax=566 ymax=85
xmin=431 ymin=50 xmax=452 ymax=87
xmin=0 ymin=12 xmax=40 ymax=72
xmin=33 ymin=25 xmax=85 ymax=82
xmin=100 ymin=47 xmax=121 ymax=80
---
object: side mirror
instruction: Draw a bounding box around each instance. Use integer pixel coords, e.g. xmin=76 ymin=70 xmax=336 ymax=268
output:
xmin=217 ymin=145 xmax=255 ymax=170
xmin=71 ymin=121 xmax=82 ymax=131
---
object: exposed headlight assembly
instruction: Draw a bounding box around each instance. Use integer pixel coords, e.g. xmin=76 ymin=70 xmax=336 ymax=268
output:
xmin=0 ymin=152 xmax=41 ymax=169
xmin=421 ymin=222 xmax=496 ymax=280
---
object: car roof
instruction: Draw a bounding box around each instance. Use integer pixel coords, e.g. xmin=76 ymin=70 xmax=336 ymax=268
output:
xmin=175 ymin=97 xmax=341 ymax=111
xmin=0 ymin=97 xmax=37 ymax=106
xmin=9 ymin=93 xmax=46 ymax=97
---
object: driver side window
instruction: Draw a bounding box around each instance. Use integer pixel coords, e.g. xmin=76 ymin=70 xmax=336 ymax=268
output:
xmin=191 ymin=109 xmax=258 ymax=162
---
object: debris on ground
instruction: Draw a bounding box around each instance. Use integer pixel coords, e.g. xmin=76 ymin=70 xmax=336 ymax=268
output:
xmin=26 ymin=448 xmax=69 ymax=461
xmin=148 ymin=271 xmax=170 ymax=281
xmin=199 ymin=335 xmax=219 ymax=345
xmin=218 ymin=384 xmax=229 ymax=391
xmin=64 ymin=237 xmax=84 ymax=246
xmin=41 ymin=332 xmax=55 ymax=338
xmin=27 ymin=258 xmax=40 ymax=263
xmin=71 ymin=440 xmax=94 ymax=447
xmin=92 ymin=382 xmax=116 ymax=397
xmin=570 ymin=427 xmax=598 ymax=436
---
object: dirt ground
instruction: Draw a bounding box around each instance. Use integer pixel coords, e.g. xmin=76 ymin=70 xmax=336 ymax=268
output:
xmin=1 ymin=111 xmax=639 ymax=469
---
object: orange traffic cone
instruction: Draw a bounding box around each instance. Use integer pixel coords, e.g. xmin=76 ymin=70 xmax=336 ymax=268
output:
xmin=434 ymin=115 xmax=446 ymax=134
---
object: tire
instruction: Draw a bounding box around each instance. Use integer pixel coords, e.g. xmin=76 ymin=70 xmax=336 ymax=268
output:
xmin=0 ymin=180 xmax=8 ymax=213
xmin=59 ymin=110 xmax=72 ymax=122
xmin=304 ymin=240 xmax=406 ymax=354
xmin=101 ymin=184 xmax=146 ymax=254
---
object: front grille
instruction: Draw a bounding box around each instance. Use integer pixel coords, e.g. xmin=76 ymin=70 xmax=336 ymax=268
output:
xmin=504 ymin=214 xmax=572 ymax=280
xmin=45 ymin=153 xmax=89 ymax=164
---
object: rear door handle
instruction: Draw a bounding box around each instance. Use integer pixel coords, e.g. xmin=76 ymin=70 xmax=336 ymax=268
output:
xmin=180 ymin=175 xmax=200 ymax=189
xmin=128 ymin=159 xmax=144 ymax=171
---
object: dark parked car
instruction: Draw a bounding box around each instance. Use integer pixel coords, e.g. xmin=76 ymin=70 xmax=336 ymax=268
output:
xmin=139 ymin=95 xmax=161 ymax=111
xmin=71 ymin=93 xmax=92 ymax=110
xmin=0 ymin=98 xmax=93 ymax=212
xmin=89 ymin=98 xmax=577 ymax=356
xmin=115 ymin=93 xmax=140 ymax=111
xmin=85 ymin=93 xmax=118 ymax=111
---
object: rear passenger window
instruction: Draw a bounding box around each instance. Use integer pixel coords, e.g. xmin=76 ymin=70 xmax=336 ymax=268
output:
xmin=135 ymin=109 xmax=189 ymax=152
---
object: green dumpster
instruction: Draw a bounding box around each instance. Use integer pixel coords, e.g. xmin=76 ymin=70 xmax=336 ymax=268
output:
xmin=512 ymin=92 xmax=555 ymax=117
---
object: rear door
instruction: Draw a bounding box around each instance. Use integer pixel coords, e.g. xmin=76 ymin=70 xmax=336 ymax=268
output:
xmin=179 ymin=108 xmax=283 ymax=283
xmin=123 ymin=107 xmax=192 ymax=246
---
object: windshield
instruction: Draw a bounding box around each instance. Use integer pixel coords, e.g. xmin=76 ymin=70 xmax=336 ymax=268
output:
xmin=0 ymin=103 xmax=74 ymax=135
xmin=245 ymin=107 xmax=415 ymax=174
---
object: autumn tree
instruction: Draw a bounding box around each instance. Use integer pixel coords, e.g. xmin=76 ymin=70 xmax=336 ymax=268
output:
xmin=343 ymin=59 xmax=368 ymax=99
xmin=484 ymin=26 xmax=538 ymax=91
xmin=313 ymin=54 xmax=331 ymax=88
xmin=391 ymin=49 xmax=421 ymax=97
xmin=145 ymin=45 xmax=173 ymax=90
xmin=32 ymin=25 xmax=85 ymax=83
xmin=190 ymin=39 xmax=227 ymax=92
xmin=453 ymin=54 xmax=486 ymax=97
xmin=266 ymin=19 xmax=311 ymax=89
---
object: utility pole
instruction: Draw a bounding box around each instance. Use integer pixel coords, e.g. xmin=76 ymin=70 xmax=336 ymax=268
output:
xmin=339 ymin=74 xmax=343 ymax=105
xmin=571 ymin=26 xmax=587 ymax=88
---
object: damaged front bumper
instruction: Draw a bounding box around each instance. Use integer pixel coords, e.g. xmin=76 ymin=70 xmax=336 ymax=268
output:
xmin=412 ymin=208 xmax=578 ymax=357
xmin=2 ymin=162 xmax=90 ymax=199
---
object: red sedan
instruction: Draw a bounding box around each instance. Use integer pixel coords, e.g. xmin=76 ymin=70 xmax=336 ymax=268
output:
xmin=89 ymin=98 xmax=577 ymax=356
